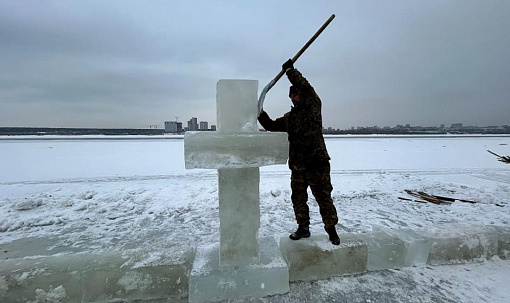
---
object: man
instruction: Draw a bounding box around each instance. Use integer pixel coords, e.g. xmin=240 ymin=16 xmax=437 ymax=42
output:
xmin=258 ymin=59 xmax=340 ymax=245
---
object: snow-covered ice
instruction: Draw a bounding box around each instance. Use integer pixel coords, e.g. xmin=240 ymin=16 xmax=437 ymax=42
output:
xmin=1 ymin=134 xmax=510 ymax=302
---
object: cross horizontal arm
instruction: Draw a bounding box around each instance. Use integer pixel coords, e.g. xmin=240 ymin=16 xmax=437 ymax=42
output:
xmin=184 ymin=132 xmax=289 ymax=169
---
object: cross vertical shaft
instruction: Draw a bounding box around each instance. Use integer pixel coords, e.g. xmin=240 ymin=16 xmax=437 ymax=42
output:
xmin=216 ymin=80 xmax=260 ymax=266
xmin=184 ymin=79 xmax=288 ymax=267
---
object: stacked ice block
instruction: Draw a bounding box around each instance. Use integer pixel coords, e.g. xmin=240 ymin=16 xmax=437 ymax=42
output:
xmin=373 ymin=226 xmax=432 ymax=266
xmin=493 ymin=225 xmax=510 ymax=259
xmin=218 ymin=167 xmax=260 ymax=266
xmin=184 ymin=80 xmax=290 ymax=303
xmin=336 ymin=231 xmax=407 ymax=271
xmin=278 ymin=224 xmax=507 ymax=283
xmin=189 ymin=237 xmax=288 ymax=303
xmin=184 ymin=132 xmax=288 ymax=169
xmin=415 ymin=223 xmax=499 ymax=265
xmin=279 ymin=235 xmax=367 ymax=281
xmin=0 ymin=247 xmax=194 ymax=302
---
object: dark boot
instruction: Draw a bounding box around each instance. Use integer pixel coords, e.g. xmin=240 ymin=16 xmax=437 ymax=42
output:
xmin=325 ymin=226 xmax=340 ymax=245
xmin=289 ymin=226 xmax=311 ymax=240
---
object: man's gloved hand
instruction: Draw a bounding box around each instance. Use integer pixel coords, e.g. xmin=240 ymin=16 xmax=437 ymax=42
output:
xmin=282 ymin=59 xmax=293 ymax=71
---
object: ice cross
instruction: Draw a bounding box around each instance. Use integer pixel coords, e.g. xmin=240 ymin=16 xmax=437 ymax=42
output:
xmin=184 ymin=80 xmax=288 ymax=266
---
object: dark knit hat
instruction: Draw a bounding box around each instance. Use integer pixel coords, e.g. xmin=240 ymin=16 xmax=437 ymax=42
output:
xmin=289 ymin=86 xmax=300 ymax=97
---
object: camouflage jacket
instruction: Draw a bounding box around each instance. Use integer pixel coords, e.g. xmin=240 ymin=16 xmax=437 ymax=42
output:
xmin=258 ymin=68 xmax=330 ymax=171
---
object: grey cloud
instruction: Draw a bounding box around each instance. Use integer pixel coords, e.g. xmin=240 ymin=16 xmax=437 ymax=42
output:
xmin=0 ymin=1 xmax=509 ymax=129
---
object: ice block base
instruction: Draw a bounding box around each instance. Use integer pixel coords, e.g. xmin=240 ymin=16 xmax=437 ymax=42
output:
xmin=279 ymin=235 xmax=367 ymax=281
xmin=188 ymin=237 xmax=289 ymax=303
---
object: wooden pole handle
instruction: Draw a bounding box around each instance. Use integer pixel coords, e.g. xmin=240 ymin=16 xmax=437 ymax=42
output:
xmin=258 ymin=14 xmax=335 ymax=115
xmin=271 ymin=14 xmax=336 ymax=86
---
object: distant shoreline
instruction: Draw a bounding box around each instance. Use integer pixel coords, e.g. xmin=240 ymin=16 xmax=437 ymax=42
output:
xmin=1 ymin=134 xmax=509 ymax=142
xmin=1 ymin=126 xmax=509 ymax=137
xmin=0 ymin=127 xmax=166 ymax=136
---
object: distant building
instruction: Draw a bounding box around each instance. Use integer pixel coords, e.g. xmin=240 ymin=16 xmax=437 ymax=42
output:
xmin=199 ymin=121 xmax=209 ymax=131
xmin=164 ymin=121 xmax=183 ymax=133
xmin=210 ymin=125 xmax=217 ymax=131
xmin=451 ymin=123 xmax=463 ymax=129
xmin=188 ymin=117 xmax=199 ymax=131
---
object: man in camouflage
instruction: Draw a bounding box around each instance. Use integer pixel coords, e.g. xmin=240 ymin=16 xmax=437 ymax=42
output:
xmin=258 ymin=59 xmax=340 ymax=245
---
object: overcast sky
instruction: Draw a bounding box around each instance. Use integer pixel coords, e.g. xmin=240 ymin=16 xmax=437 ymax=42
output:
xmin=1 ymin=1 xmax=509 ymax=129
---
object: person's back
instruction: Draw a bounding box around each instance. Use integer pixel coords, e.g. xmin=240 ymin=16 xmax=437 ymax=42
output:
xmin=284 ymin=68 xmax=330 ymax=171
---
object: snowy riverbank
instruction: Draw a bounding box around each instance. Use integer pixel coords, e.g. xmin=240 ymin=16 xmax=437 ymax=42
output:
xmin=1 ymin=135 xmax=509 ymax=302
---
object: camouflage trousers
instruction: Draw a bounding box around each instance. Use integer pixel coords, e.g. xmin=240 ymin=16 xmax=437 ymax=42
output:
xmin=290 ymin=162 xmax=338 ymax=228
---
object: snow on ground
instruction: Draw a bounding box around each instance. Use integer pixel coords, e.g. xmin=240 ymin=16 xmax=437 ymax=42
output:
xmin=1 ymin=135 xmax=509 ymax=302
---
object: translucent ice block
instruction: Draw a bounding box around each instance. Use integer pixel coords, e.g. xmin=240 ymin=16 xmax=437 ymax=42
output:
xmin=81 ymin=248 xmax=193 ymax=301
xmin=184 ymin=131 xmax=288 ymax=169
xmin=374 ymin=226 xmax=431 ymax=266
xmin=0 ymin=247 xmax=194 ymax=302
xmin=341 ymin=231 xmax=407 ymax=271
xmin=279 ymin=235 xmax=367 ymax=281
xmin=493 ymin=225 xmax=510 ymax=260
xmin=189 ymin=237 xmax=289 ymax=303
xmin=218 ymin=167 xmax=260 ymax=266
xmin=0 ymin=254 xmax=82 ymax=302
xmin=216 ymin=79 xmax=259 ymax=132
xmin=415 ymin=223 xmax=498 ymax=265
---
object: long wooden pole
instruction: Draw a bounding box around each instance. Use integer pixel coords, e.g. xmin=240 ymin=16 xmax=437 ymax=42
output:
xmin=258 ymin=14 xmax=336 ymax=115
xmin=272 ymin=14 xmax=336 ymax=86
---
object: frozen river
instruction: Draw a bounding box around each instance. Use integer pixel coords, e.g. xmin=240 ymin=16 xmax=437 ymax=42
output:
xmin=1 ymin=134 xmax=510 ymax=302
xmin=1 ymin=134 xmax=509 ymax=183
